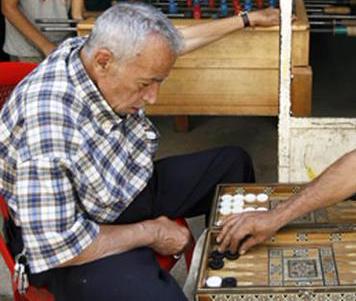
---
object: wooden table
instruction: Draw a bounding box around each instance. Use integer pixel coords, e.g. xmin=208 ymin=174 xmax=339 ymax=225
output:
xmin=77 ymin=0 xmax=311 ymax=131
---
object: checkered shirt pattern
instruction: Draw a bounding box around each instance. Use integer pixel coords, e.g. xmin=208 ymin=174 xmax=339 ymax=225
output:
xmin=0 ymin=37 xmax=160 ymax=273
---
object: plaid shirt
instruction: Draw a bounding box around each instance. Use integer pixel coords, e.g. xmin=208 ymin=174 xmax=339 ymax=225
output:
xmin=0 ymin=37 xmax=160 ymax=273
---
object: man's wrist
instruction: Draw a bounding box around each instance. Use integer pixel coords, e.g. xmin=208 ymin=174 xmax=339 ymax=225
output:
xmin=139 ymin=220 xmax=157 ymax=246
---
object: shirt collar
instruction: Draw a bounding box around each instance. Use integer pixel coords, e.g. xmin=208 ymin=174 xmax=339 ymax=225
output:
xmin=67 ymin=38 xmax=123 ymax=128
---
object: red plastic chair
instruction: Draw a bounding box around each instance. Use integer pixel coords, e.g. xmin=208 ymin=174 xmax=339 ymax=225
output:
xmin=0 ymin=62 xmax=195 ymax=300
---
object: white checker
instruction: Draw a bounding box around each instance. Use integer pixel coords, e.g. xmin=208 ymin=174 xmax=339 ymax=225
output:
xmin=256 ymin=207 xmax=268 ymax=211
xmin=256 ymin=193 xmax=269 ymax=203
xmin=220 ymin=207 xmax=232 ymax=215
xmin=232 ymin=206 xmax=244 ymax=214
xmin=243 ymin=207 xmax=256 ymax=212
xmin=233 ymin=194 xmax=244 ymax=202
xmin=231 ymin=199 xmax=244 ymax=207
xmin=221 ymin=194 xmax=233 ymax=202
xmin=244 ymin=193 xmax=256 ymax=203
xmin=220 ymin=200 xmax=233 ymax=207
xmin=215 ymin=220 xmax=223 ymax=226
xmin=206 ymin=276 xmax=222 ymax=288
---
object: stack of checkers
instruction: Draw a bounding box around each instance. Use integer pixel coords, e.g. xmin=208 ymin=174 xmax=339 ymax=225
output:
xmin=217 ymin=192 xmax=269 ymax=217
xmin=206 ymin=250 xmax=239 ymax=288
xmin=208 ymin=249 xmax=240 ymax=270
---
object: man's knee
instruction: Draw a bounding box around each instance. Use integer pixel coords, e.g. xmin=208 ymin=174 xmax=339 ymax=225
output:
xmin=218 ymin=146 xmax=255 ymax=182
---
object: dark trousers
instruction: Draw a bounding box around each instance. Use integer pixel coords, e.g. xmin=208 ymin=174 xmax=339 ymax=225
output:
xmin=5 ymin=146 xmax=255 ymax=301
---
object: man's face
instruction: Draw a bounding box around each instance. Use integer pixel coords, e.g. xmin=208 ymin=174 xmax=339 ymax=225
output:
xmin=95 ymin=35 xmax=177 ymax=114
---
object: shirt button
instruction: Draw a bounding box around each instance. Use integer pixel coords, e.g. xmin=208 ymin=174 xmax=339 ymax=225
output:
xmin=103 ymin=121 xmax=112 ymax=131
xmin=146 ymin=131 xmax=157 ymax=140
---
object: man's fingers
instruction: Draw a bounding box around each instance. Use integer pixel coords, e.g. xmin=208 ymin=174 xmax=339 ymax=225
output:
xmin=239 ymin=236 xmax=259 ymax=255
xmin=219 ymin=225 xmax=250 ymax=253
xmin=217 ymin=215 xmax=240 ymax=243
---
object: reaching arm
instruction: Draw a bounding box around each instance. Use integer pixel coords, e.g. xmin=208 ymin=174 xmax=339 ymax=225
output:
xmin=269 ymin=149 xmax=356 ymax=226
xmin=71 ymin=0 xmax=85 ymax=20
xmin=59 ymin=216 xmax=191 ymax=267
xmin=179 ymin=7 xmax=279 ymax=55
xmin=2 ymin=0 xmax=55 ymax=56
xmin=217 ymin=149 xmax=356 ymax=254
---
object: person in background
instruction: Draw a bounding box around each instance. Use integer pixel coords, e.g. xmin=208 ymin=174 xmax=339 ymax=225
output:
xmin=217 ymin=149 xmax=356 ymax=255
xmin=2 ymin=0 xmax=83 ymax=62
xmin=0 ymin=0 xmax=9 ymax=61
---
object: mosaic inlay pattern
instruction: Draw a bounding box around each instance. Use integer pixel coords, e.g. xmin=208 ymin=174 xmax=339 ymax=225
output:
xmin=268 ymin=247 xmax=339 ymax=287
xmin=208 ymin=293 xmax=356 ymax=301
xmin=235 ymin=187 xmax=246 ymax=194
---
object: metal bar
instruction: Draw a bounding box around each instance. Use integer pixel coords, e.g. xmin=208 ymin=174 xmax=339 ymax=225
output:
xmin=35 ymin=18 xmax=79 ymax=24
xmin=40 ymin=27 xmax=77 ymax=32
xmin=308 ymin=13 xmax=356 ymax=19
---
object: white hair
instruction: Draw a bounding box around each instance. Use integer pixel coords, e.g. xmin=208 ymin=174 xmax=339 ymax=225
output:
xmin=83 ymin=2 xmax=183 ymax=61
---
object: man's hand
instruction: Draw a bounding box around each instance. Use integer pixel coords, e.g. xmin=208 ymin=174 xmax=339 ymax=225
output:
xmin=248 ymin=8 xmax=280 ymax=27
xmin=145 ymin=216 xmax=191 ymax=256
xmin=216 ymin=211 xmax=281 ymax=254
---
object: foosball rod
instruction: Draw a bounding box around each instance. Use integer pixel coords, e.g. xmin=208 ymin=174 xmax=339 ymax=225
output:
xmin=308 ymin=13 xmax=356 ymax=19
xmin=304 ymin=0 xmax=356 ymax=4
xmin=310 ymin=18 xmax=356 ymax=24
xmin=306 ymin=5 xmax=353 ymax=14
xmin=311 ymin=25 xmax=356 ymax=35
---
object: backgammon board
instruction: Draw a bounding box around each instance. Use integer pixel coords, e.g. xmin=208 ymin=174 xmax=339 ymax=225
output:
xmin=195 ymin=183 xmax=356 ymax=300
xmin=195 ymin=230 xmax=356 ymax=300
xmin=209 ymin=183 xmax=356 ymax=231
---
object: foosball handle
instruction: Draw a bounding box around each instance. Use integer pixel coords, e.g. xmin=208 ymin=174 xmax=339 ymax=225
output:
xmin=232 ymin=0 xmax=241 ymax=15
xmin=256 ymin=0 xmax=263 ymax=9
xmin=334 ymin=25 xmax=356 ymax=36
xmin=193 ymin=0 xmax=202 ymax=19
xmin=269 ymin=0 xmax=276 ymax=8
xmin=244 ymin=0 xmax=252 ymax=12
xmin=324 ymin=5 xmax=351 ymax=15
xmin=220 ymin=0 xmax=229 ymax=17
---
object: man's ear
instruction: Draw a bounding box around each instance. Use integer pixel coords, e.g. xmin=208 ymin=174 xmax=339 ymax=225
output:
xmin=93 ymin=48 xmax=114 ymax=74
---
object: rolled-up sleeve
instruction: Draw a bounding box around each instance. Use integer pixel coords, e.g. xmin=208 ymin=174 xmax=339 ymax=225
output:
xmin=16 ymin=158 xmax=99 ymax=273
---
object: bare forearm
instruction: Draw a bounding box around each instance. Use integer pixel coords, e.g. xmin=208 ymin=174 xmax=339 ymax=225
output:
xmin=2 ymin=1 xmax=54 ymax=55
xmin=274 ymin=150 xmax=356 ymax=227
xmin=71 ymin=0 xmax=84 ymax=20
xmin=179 ymin=15 xmax=244 ymax=54
xmin=178 ymin=8 xmax=279 ymax=55
xmin=60 ymin=222 xmax=153 ymax=267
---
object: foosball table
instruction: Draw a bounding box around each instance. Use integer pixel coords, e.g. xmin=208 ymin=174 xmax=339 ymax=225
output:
xmin=195 ymin=183 xmax=356 ymax=300
xmin=77 ymin=0 xmax=312 ymax=121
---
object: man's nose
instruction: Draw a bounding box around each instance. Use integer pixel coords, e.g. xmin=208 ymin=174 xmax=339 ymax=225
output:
xmin=143 ymin=82 xmax=160 ymax=105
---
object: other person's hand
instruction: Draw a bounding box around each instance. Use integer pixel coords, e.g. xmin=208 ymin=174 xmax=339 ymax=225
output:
xmin=146 ymin=216 xmax=191 ymax=256
xmin=216 ymin=211 xmax=281 ymax=254
xmin=248 ymin=8 xmax=280 ymax=27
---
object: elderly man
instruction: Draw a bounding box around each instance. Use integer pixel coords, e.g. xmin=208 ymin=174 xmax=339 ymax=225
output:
xmin=217 ymin=149 xmax=356 ymax=255
xmin=1 ymin=3 xmax=278 ymax=300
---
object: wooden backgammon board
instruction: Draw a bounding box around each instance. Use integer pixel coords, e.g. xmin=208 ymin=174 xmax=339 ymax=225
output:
xmin=195 ymin=183 xmax=356 ymax=301
xmin=209 ymin=183 xmax=356 ymax=231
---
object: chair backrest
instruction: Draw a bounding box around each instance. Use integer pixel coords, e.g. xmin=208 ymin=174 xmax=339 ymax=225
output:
xmin=0 ymin=62 xmax=37 ymax=109
xmin=0 ymin=196 xmax=16 ymax=274
xmin=0 ymin=62 xmax=37 ymax=274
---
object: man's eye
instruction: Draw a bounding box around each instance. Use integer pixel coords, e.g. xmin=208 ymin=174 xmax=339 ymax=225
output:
xmin=139 ymin=82 xmax=150 ymax=88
